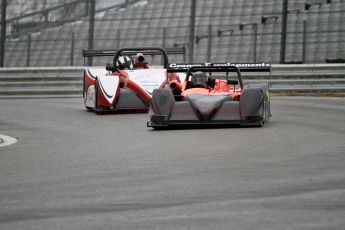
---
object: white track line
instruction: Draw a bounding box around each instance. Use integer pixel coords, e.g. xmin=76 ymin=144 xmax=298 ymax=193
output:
xmin=0 ymin=134 xmax=18 ymax=147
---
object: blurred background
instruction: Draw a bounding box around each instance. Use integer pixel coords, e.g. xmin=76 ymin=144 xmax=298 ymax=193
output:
xmin=0 ymin=0 xmax=344 ymax=67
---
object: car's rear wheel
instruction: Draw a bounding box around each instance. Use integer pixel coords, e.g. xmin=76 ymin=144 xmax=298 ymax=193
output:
xmin=84 ymin=94 xmax=93 ymax=111
xmin=259 ymin=101 xmax=266 ymax=127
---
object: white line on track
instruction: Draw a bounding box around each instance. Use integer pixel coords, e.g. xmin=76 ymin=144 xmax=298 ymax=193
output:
xmin=0 ymin=134 xmax=17 ymax=147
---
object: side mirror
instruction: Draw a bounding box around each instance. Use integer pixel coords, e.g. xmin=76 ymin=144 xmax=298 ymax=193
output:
xmin=227 ymin=79 xmax=239 ymax=85
xmin=105 ymin=63 xmax=116 ymax=72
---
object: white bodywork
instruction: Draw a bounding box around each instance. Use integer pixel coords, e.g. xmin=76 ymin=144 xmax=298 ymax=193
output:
xmin=85 ymin=68 xmax=167 ymax=109
xmin=97 ymin=75 xmax=120 ymax=103
xmin=85 ymin=85 xmax=96 ymax=108
xmin=125 ymin=69 xmax=167 ymax=94
xmin=85 ymin=74 xmax=120 ymax=108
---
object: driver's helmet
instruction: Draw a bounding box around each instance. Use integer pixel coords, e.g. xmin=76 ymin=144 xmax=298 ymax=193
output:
xmin=116 ymin=56 xmax=133 ymax=70
xmin=191 ymin=71 xmax=208 ymax=87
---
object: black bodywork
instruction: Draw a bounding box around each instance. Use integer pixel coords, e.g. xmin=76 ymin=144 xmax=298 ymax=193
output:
xmin=147 ymin=64 xmax=271 ymax=128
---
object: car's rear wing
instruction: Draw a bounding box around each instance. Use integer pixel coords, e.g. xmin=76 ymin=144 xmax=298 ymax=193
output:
xmin=82 ymin=47 xmax=186 ymax=57
xmin=167 ymin=63 xmax=271 ymax=73
xmin=83 ymin=47 xmax=186 ymax=67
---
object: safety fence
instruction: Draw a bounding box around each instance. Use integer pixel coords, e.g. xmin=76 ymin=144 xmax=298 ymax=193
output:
xmin=4 ymin=0 xmax=139 ymax=38
xmin=2 ymin=0 xmax=345 ymax=68
xmin=4 ymin=22 xmax=345 ymax=68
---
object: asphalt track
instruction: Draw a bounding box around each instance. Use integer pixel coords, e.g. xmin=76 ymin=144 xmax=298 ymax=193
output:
xmin=0 ymin=96 xmax=344 ymax=230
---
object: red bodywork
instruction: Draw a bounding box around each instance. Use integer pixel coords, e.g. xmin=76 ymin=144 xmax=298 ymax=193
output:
xmin=169 ymin=78 xmax=242 ymax=101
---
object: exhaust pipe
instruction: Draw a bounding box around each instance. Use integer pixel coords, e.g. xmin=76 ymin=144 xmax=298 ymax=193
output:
xmin=169 ymin=80 xmax=183 ymax=93
xmin=136 ymin=53 xmax=145 ymax=63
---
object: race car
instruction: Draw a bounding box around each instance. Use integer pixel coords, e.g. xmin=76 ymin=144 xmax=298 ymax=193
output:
xmin=147 ymin=63 xmax=271 ymax=128
xmin=82 ymin=47 xmax=184 ymax=113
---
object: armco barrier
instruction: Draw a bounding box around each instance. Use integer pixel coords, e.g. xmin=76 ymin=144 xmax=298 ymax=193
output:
xmin=0 ymin=64 xmax=344 ymax=98
xmin=0 ymin=67 xmax=83 ymax=98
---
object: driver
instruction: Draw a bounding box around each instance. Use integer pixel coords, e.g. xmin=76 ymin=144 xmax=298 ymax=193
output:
xmin=116 ymin=56 xmax=133 ymax=70
xmin=191 ymin=71 xmax=209 ymax=88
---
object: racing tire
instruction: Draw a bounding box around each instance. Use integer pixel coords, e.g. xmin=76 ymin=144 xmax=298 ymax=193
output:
xmin=85 ymin=105 xmax=93 ymax=111
xmin=83 ymin=75 xmax=93 ymax=111
xmin=84 ymin=95 xmax=93 ymax=111
xmin=94 ymin=78 xmax=101 ymax=114
xmin=258 ymin=100 xmax=267 ymax=127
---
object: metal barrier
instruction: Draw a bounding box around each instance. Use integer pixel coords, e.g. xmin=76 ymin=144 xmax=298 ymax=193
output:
xmin=0 ymin=64 xmax=344 ymax=98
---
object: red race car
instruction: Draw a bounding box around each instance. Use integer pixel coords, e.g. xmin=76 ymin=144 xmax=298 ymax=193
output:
xmin=82 ymin=47 xmax=183 ymax=113
xmin=147 ymin=63 xmax=271 ymax=128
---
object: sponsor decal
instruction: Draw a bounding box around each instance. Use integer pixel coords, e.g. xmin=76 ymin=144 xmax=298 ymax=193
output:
xmin=86 ymin=86 xmax=95 ymax=108
xmin=169 ymin=62 xmax=271 ymax=68
xmin=87 ymin=89 xmax=95 ymax=101
xmin=169 ymin=63 xmax=205 ymax=68
xmin=127 ymin=69 xmax=166 ymax=94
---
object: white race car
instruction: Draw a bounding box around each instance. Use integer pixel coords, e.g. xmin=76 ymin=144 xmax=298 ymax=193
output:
xmin=82 ymin=47 xmax=183 ymax=113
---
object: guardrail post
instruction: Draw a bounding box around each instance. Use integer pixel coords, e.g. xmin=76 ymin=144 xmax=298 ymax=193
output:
xmin=0 ymin=0 xmax=7 ymax=67
xmin=302 ymin=20 xmax=307 ymax=63
xmin=26 ymin=34 xmax=31 ymax=67
xmin=71 ymin=32 xmax=75 ymax=66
